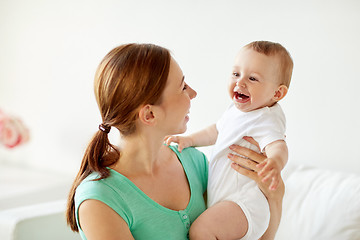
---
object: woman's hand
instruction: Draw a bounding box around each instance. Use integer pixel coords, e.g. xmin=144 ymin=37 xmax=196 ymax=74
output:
xmin=227 ymin=137 xmax=284 ymax=240
xmin=227 ymin=137 xmax=284 ymax=200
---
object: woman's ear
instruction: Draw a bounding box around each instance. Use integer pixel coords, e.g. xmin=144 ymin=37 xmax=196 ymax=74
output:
xmin=273 ymin=85 xmax=288 ymax=102
xmin=138 ymin=104 xmax=156 ymax=125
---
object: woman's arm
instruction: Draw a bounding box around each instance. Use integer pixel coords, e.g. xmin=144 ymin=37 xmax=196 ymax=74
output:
xmin=228 ymin=140 xmax=285 ymax=240
xmin=258 ymin=189 xmax=283 ymax=240
xmin=79 ymin=199 xmax=134 ymax=240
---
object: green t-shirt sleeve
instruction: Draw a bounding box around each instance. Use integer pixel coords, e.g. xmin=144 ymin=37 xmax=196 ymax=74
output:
xmin=74 ymin=176 xmax=133 ymax=231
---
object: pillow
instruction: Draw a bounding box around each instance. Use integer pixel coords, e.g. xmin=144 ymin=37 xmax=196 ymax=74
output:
xmin=276 ymin=164 xmax=360 ymax=240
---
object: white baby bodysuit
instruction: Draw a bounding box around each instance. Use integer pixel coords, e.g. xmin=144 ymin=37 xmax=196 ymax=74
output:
xmin=207 ymin=103 xmax=286 ymax=240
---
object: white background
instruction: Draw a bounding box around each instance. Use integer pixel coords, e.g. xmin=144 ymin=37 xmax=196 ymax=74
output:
xmin=1 ymin=0 xmax=359 ymax=175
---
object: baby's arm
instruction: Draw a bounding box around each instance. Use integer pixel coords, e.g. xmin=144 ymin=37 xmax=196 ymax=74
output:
xmin=257 ymin=140 xmax=288 ymax=190
xmin=164 ymin=124 xmax=218 ymax=152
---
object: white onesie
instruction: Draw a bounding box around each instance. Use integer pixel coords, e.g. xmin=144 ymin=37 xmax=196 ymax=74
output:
xmin=207 ymin=103 xmax=286 ymax=240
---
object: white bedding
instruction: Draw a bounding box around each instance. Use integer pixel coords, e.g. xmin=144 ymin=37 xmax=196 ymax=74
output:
xmin=277 ymin=164 xmax=360 ymax=240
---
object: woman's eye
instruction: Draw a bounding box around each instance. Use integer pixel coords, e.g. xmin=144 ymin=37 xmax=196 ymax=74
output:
xmin=183 ymin=84 xmax=188 ymax=90
xmin=233 ymin=72 xmax=240 ymax=77
xmin=249 ymin=76 xmax=257 ymax=81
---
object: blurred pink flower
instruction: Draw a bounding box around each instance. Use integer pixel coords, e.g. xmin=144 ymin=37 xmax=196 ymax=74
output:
xmin=0 ymin=110 xmax=30 ymax=148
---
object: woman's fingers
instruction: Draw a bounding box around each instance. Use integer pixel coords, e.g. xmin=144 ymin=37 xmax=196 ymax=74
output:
xmin=229 ymin=151 xmax=283 ymax=194
xmin=230 ymin=161 xmax=258 ymax=181
xmin=242 ymin=136 xmax=261 ymax=151
xmin=228 ymin=143 xmax=284 ymax=194
xmin=229 ymin=145 xmax=266 ymax=165
xmin=228 ymin=153 xmax=258 ymax=172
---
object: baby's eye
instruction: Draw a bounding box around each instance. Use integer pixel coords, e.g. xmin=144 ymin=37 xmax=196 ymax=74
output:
xmin=233 ymin=72 xmax=240 ymax=77
xmin=249 ymin=76 xmax=258 ymax=81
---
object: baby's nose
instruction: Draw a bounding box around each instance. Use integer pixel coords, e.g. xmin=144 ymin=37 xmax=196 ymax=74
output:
xmin=236 ymin=79 xmax=246 ymax=88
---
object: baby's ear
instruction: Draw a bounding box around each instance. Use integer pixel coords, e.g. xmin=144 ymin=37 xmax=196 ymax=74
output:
xmin=273 ymin=85 xmax=288 ymax=101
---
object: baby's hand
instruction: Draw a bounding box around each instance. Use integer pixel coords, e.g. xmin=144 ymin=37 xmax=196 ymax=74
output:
xmin=164 ymin=135 xmax=193 ymax=152
xmin=256 ymin=158 xmax=282 ymax=191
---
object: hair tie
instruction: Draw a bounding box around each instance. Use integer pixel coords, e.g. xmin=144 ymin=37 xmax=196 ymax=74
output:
xmin=99 ymin=123 xmax=111 ymax=134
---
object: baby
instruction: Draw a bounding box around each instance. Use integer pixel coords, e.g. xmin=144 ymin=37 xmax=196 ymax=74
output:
xmin=165 ymin=41 xmax=293 ymax=239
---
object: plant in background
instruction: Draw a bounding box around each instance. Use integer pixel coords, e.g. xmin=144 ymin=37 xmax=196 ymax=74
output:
xmin=0 ymin=110 xmax=29 ymax=148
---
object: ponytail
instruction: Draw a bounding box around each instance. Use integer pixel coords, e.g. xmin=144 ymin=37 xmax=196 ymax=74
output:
xmin=66 ymin=128 xmax=119 ymax=232
xmin=66 ymin=43 xmax=171 ymax=232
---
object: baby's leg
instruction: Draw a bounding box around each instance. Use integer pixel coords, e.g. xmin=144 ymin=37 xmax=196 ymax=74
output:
xmin=189 ymin=201 xmax=248 ymax=240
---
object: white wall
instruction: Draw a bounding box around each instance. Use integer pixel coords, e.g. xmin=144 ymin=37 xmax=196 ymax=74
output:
xmin=1 ymin=0 xmax=359 ymax=175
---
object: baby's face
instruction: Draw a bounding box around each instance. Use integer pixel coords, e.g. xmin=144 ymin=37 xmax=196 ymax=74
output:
xmin=228 ymin=48 xmax=282 ymax=112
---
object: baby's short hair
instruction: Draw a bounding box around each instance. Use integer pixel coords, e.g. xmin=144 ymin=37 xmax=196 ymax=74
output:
xmin=244 ymin=41 xmax=293 ymax=88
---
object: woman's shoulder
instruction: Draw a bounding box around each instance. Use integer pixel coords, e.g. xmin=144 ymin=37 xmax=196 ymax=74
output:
xmin=75 ymin=171 xmax=127 ymax=203
xmin=74 ymin=171 xmax=134 ymax=232
xmin=75 ymin=171 xmax=133 ymax=213
xmin=168 ymin=145 xmax=208 ymax=176
xmin=76 ymin=174 xmax=110 ymax=200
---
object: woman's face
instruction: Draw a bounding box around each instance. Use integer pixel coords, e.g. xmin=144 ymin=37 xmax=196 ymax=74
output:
xmin=156 ymin=57 xmax=197 ymax=135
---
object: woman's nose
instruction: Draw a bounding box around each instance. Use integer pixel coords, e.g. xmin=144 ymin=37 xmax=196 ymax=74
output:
xmin=188 ymin=86 xmax=197 ymax=99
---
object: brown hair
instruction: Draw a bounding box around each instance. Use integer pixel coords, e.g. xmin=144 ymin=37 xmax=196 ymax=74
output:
xmin=66 ymin=43 xmax=171 ymax=232
xmin=244 ymin=41 xmax=293 ymax=88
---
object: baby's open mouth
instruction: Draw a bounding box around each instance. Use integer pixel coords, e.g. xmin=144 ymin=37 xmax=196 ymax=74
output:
xmin=235 ymin=92 xmax=249 ymax=100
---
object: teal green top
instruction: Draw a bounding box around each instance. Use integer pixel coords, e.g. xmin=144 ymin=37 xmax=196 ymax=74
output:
xmin=75 ymin=146 xmax=208 ymax=240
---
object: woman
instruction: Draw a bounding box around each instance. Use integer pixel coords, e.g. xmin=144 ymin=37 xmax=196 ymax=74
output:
xmin=66 ymin=43 xmax=284 ymax=240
